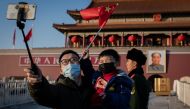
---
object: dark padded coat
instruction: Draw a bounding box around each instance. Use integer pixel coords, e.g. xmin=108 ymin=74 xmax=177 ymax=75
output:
xmin=28 ymin=58 xmax=95 ymax=109
xmin=128 ymin=67 xmax=150 ymax=109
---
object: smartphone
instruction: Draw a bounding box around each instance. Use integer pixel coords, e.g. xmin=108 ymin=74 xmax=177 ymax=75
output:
xmin=7 ymin=3 xmax=37 ymax=20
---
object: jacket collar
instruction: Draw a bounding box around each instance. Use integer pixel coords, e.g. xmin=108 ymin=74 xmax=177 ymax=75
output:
xmin=128 ymin=67 xmax=144 ymax=78
xmin=56 ymin=75 xmax=79 ymax=90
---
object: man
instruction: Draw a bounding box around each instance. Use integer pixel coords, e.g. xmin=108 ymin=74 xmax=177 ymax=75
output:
xmin=91 ymin=49 xmax=133 ymax=109
xmin=25 ymin=50 xmax=94 ymax=109
xmin=148 ymin=52 xmax=164 ymax=72
xmin=126 ymin=48 xmax=150 ymax=109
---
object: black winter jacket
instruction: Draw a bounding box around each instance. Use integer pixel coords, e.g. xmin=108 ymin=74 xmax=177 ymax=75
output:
xmin=28 ymin=59 xmax=94 ymax=109
xmin=128 ymin=67 xmax=150 ymax=109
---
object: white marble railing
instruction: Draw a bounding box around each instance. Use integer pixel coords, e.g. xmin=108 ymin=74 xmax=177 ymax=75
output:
xmin=0 ymin=79 xmax=55 ymax=108
xmin=174 ymin=80 xmax=190 ymax=106
xmin=0 ymin=79 xmax=33 ymax=108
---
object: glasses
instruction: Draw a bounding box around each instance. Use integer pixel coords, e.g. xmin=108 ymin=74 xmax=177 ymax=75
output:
xmin=60 ymin=58 xmax=79 ymax=65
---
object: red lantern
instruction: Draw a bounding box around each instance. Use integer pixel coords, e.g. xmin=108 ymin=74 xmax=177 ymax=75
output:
xmin=71 ymin=36 xmax=79 ymax=43
xmin=177 ymin=34 xmax=186 ymax=41
xmin=128 ymin=35 xmax=136 ymax=42
xmin=108 ymin=35 xmax=116 ymax=43
xmin=89 ymin=35 xmax=98 ymax=46
xmin=89 ymin=35 xmax=95 ymax=43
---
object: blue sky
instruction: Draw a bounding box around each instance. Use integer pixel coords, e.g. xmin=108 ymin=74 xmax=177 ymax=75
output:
xmin=0 ymin=0 xmax=91 ymax=49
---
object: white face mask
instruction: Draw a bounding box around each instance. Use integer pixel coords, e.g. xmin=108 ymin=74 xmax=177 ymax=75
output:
xmin=61 ymin=64 xmax=81 ymax=84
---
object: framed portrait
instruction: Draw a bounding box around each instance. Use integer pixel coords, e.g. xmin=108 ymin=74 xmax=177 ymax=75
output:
xmin=146 ymin=50 xmax=166 ymax=73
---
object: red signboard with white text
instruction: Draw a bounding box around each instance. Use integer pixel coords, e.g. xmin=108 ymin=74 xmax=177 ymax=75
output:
xmin=19 ymin=55 xmax=99 ymax=66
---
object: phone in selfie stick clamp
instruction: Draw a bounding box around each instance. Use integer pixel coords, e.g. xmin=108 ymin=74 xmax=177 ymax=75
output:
xmin=7 ymin=2 xmax=37 ymax=75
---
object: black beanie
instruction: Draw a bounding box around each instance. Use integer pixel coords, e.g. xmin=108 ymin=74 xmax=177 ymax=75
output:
xmin=126 ymin=48 xmax=147 ymax=66
xmin=99 ymin=49 xmax=120 ymax=64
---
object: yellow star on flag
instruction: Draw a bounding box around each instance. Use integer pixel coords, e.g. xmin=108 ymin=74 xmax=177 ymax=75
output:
xmin=105 ymin=6 xmax=111 ymax=12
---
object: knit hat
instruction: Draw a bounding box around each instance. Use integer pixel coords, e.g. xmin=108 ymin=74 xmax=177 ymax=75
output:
xmin=126 ymin=48 xmax=147 ymax=66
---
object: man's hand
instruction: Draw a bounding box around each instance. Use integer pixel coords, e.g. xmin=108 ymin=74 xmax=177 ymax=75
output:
xmin=24 ymin=65 xmax=42 ymax=85
xmin=82 ymin=49 xmax=90 ymax=59
xmin=95 ymin=77 xmax=107 ymax=89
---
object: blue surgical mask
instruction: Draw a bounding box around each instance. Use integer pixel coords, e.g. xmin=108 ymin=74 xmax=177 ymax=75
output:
xmin=61 ymin=64 xmax=81 ymax=81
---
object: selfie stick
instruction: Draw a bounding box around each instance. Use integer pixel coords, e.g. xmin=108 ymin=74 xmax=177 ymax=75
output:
xmin=16 ymin=2 xmax=37 ymax=74
xmin=17 ymin=22 xmax=34 ymax=65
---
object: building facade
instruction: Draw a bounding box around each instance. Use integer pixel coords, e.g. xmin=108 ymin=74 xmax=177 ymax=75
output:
xmin=53 ymin=0 xmax=190 ymax=48
xmin=53 ymin=0 xmax=190 ymax=89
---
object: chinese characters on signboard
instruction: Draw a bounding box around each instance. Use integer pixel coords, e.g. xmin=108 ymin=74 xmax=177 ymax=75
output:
xmin=19 ymin=55 xmax=99 ymax=66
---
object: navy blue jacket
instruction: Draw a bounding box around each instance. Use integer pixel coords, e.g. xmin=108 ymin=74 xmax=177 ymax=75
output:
xmin=92 ymin=70 xmax=133 ymax=109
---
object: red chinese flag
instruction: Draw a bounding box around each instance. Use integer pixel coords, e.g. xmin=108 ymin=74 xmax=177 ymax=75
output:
xmin=80 ymin=7 xmax=100 ymax=20
xmin=99 ymin=4 xmax=117 ymax=28
xmin=24 ymin=28 xmax=32 ymax=42
xmin=13 ymin=28 xmax=16 ymax=46
xmin=80 ymin=4 xmax=117 ymax=28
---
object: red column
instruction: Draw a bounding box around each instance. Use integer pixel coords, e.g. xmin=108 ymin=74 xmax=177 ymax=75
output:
xmin=65 ymin=34 xmax=68 ymax=48
xmin=141 ymin=33 xmax=144 ymax=46
xmin=82 ymin=34 xmax=85 ymax=48
xmin=68 ymin=35 xmax=71 ymax=48
xmin=170 ymin=33 xmax=173 ymax=46
xmin=102 ymin=34 xmax=104 ymax=47
xmin=121 ymin=33 xmax=124 ymax=46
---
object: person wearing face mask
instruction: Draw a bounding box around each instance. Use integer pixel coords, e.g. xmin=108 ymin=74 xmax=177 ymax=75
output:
xmin=126 ymin=48 xmax=151 ymax=109
xmin=91 ymin=49 xmax=133 ymax=109
xmin=24 ymin=50 xmax=94 ymax=109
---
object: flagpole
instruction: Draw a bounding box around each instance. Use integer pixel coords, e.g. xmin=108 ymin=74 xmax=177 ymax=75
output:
xmin=79 ymin=22 xmax=105 ymax=61
xmin=31 ymin=24 xmax=34 ymax=50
